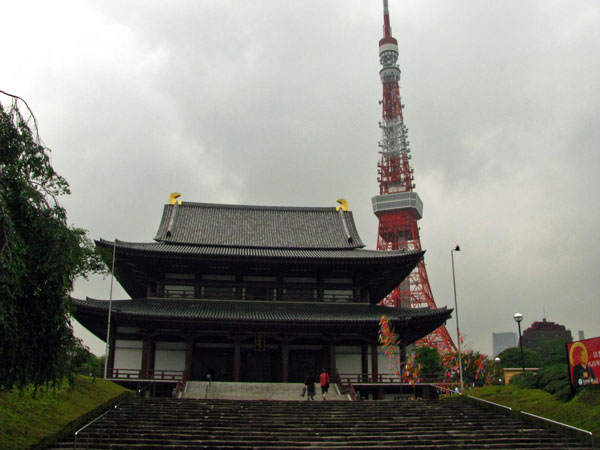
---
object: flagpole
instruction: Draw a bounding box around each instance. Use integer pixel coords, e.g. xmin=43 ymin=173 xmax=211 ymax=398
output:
xmin=103 ymin=240 xmax=117 ymax=379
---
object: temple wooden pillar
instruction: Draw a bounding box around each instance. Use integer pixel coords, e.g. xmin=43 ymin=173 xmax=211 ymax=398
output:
xmin=185 ymin=340 xmax=193 ymax=381
xmin=361 ymin=345 xmax=369 ymax=381
xmin=399 ymin=338 xmax=407 ymax=378
xmin=370 ymin=342 xmax=379 ymax=382
xmin=141 ymin=337 xmax=151 ymax=379
xmin=328 ymin=339 xmax=336 ymax=377
xmin=233 ymin=337 xmax=241 ymax=382
xmin=107 ymin=329 xmax=116 ymax=378
xmin=281 ymin=337 xmax=289 ymax=382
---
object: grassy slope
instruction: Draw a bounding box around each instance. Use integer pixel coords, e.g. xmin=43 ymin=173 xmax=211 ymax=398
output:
xmin=467 ymin=385 xmax=600 ymax=435
xmin=0 ymin=376 xmax=131 ymax=450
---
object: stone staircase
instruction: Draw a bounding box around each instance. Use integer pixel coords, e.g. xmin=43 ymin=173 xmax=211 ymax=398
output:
xmin=49 ymin=395 xmax=592 ymax=449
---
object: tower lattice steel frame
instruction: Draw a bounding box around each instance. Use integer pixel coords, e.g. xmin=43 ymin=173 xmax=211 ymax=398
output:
xmin=372 ymin=0 xmax=456 ymax=353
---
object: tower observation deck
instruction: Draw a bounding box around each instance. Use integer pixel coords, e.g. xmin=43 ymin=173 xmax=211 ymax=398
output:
xmin=373 ymin=0 xmax=456 ymax=353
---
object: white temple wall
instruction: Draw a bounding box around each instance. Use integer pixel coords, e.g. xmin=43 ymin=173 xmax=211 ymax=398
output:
xmin=336 ymin=346 xmax=362 ymax=375
xmin=335 ymin=345 xmax=400 ymax=376
xmin=377 ymin=345 xmax=400 ymax=376
xmin=114 ymin=339 xmax=143 ymax=370
xmin=154 ymin=342 xmax=186 ymax=372
xmin=334 ymin=345 xmax=401 ymax=376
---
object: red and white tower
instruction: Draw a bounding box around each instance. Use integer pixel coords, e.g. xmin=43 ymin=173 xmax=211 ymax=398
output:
xmin=372 ymin=0 xmax=455 ymax=353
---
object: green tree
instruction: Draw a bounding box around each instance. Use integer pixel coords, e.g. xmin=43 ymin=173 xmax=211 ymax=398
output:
xmin=69 ymin=336 xmax=105 ymax=378
xmin=504 ymin=340 xmax=573 ymax=401
xmin=441 ymin=350 xmax=501 ymax=389
xmin=414 ymin=346 xmax=442 ymax=375
xmin=0 ymin=94 xmax=106 ymax=390
xmin=497 ymin=347 xmax=542 ymax=369
xmin=536 ymin=339 xmax=569 ymax=367
xmin=461 ymin=350 xmax=497 ymax=387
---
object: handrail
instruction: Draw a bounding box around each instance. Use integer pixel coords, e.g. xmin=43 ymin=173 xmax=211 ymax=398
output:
xmin=520 ymin=411 xmax=592 ymax=435
xmin=520 ymin=411 xmax=595 ymax=448
xmin=465 ymin=396 xmax=595 ymax=448
xmin=346 ymin=382 xmax=358 ymax=401
xmin=137 ymin=381 xmax=156 ymax=398
xmin=337 ymin=372 xmax=445 ymax=384
xmin=173 ymin=380 xmax=186 ymax=398
xmin=333 ymin=371 xmax=357 ymax=401
xmin=465 ymin=395 xmax=512 ymax=412
xmin=73 ymin=401 xmax=122 ymax=449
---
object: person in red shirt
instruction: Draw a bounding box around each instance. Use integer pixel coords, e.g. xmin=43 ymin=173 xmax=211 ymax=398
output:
xmin=319 ymin=368 xmax=330 ymax=400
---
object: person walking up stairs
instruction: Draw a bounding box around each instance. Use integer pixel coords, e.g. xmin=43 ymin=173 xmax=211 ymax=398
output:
xmin=319 ymin=368 xmax=330 ymax=401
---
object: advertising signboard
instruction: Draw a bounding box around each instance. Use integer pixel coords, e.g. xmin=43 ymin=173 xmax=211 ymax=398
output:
xmin=567 ymin=336 xmax=600 ymax=388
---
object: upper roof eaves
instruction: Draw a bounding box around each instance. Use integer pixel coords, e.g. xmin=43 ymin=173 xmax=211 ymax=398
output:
xmin=96 ymin=239 xmax=421 ymax=261
xmin=153 ymin=201 xmax=365 ymax=250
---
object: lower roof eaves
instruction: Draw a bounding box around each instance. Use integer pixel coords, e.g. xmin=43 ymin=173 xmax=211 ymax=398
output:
xmin=72 ymin=297 xmax=452 ymax=346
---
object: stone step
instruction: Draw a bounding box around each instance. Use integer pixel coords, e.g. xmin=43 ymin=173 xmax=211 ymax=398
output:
xmin=48 ymin=397 xmax=591 ymax=450
xmin=63 ymin=433 xmax=582 ymax=447
xmin=52 ymin=440 xmax=591 ymax=450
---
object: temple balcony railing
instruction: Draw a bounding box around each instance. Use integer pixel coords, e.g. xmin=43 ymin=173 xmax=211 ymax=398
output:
xmin=153 ymin=289 xmax=369 ymax=303
xmin=107 ymin=368 xmax=185 ymax=382
xmin=338 ymin=372 xmax=447 ymax=385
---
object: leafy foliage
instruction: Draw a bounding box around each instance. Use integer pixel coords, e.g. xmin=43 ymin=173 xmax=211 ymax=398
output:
xmin=497 ymin=346 xmax=542 ymax=368
xmin=379 ymin=317 xmax=505 ymax=390
xmin=535 ymin=339 xmax=569 ymax=366
xmin=499 ymin=341 xmax=573 ymax=401
xmin=71 ymin=337 xmax=105 ymax=378
xmin=0 ymin=96 xmax=106 ymax=390
xmin=441 ymin=349 xmax=502 ymax=389
xmin=414 ymin=345 xmax=442 ymax=375
xmin=510 ymin=371 xmax=539 ymax=389
xmin=511 ymin=363 xmax=572 ymax=401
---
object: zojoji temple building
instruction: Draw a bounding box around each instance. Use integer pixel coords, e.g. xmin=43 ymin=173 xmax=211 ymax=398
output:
xmin=73 ymin=195 xmax=452 ymax=385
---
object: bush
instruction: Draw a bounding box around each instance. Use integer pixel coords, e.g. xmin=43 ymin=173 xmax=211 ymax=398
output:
xmin=510 ymin=364 xmax=572 ymax=401
xmin=497 ymin=347 xmax=542 ymax=368
xmin=510 ymin=371 xmax=538 ymax=389
xmin=538 ymin=364 xmax=571 ymax=400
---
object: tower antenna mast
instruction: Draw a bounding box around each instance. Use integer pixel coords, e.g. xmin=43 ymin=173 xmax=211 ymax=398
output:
xmin=372 ymin=0 xmax=456 ymax=352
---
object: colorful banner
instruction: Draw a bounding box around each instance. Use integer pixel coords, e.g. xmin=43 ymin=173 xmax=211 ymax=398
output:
xmin=567 ymin=336 xmax=600 ymax=388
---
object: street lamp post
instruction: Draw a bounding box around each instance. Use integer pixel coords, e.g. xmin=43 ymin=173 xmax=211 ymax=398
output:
xmin=103 ymin=240 xmax=117 ymax=379
xmin=494 ymin=357 xmax=502 ymax=384
xmin=451 ymin=245 xmax=463 ymax=392
xmin=514 ymin=313 xmax=525 ymax=372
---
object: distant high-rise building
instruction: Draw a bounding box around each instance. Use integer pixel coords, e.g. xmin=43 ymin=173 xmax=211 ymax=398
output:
xmin=578 ymin=330 xmax=585 ymax=340
xmin=521 ymin=318 xmax=572 ymax=353
xmin=493 ymin=332 xmax=516 ymax=358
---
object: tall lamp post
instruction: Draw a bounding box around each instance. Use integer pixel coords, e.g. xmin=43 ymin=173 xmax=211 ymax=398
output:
xmin=103 ymin=240 xmax=117 ymax=379
xmin=451 ymin=245 xmax=463 ymax=392
xmin=514 ymin=313 xmax=525 ymax=372
xmin=494 ymin=357 xmax=502 ymax=385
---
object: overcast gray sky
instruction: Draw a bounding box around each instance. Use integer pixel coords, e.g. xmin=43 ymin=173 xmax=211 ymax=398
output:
xmin=4 ymin=0 xmax=599 ymax=357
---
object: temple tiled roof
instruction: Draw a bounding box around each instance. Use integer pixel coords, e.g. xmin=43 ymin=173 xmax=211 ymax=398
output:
xmin=152 ymin=202 xmax=364 ymax=249
xmin=74 ymin=297 xmax=447 ymax=324
xmin=96 ymin=239 xmax=421 ymax=262
xmin=72 ymin=297 xmax=452 ymax=344
xmin=95 ymin=200 xmax=424 ymax=304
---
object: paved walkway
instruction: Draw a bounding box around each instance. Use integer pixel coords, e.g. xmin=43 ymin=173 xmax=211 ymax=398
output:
xmin=183 ymin=381 xmax=348 ymax=401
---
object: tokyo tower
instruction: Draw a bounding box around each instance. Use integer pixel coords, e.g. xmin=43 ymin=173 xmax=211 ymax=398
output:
xmin=372 ymin=0 xmax=456 ymax=353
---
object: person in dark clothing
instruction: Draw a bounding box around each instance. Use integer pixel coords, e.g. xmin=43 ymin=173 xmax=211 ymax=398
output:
xmin=304 ymin=371 xmax=316 ymax=400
